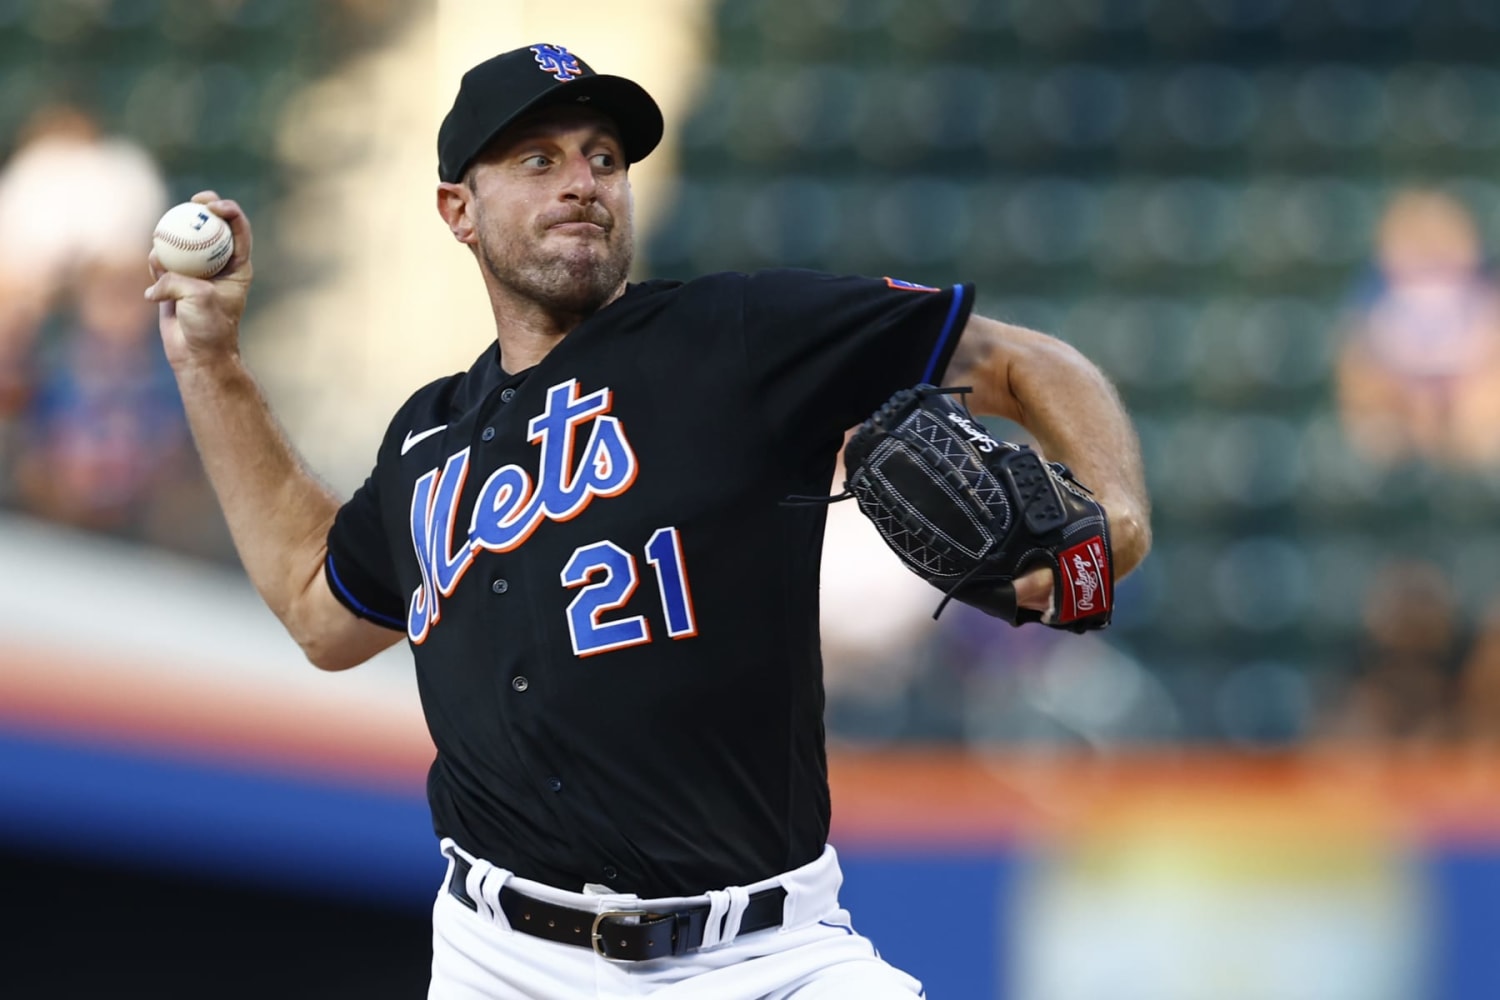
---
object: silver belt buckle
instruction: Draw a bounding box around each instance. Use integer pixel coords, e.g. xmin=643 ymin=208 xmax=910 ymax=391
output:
xmin=590 ymin=909 xmax=650 ymax=959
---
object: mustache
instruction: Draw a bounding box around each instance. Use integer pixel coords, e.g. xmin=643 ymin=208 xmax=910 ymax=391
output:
xmin=542 ymin=208 xmax=612 ymax=231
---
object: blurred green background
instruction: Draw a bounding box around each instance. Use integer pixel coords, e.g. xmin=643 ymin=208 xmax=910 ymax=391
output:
xmin=3 ymin=1 xmax=1500 ymax=997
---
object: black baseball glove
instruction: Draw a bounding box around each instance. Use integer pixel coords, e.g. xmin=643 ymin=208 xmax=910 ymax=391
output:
xmin=841 ymin=384 xmax=1114 ymax=631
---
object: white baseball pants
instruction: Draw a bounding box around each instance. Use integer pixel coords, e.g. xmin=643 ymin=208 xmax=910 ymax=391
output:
xmin=428 ymin=840 xmax=926 ymax=999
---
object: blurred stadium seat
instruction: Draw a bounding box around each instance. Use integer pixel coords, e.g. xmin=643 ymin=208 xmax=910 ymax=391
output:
xmin=0 ymin=0 xmax=411 ymax=222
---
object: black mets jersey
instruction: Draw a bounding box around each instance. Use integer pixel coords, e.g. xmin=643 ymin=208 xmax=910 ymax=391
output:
xmin=325 ymin=269 xmax=973 ymax=897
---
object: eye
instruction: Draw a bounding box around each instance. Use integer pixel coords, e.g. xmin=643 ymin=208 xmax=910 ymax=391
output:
xmin=590 ymin=151 xmax=617 ymax=170
xmin=520 ymin=154 xmax=550 ymax=168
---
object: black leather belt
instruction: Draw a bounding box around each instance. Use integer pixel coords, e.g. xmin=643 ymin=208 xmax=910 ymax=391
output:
xmin=446 ymin=854 xmax=788 ymax=960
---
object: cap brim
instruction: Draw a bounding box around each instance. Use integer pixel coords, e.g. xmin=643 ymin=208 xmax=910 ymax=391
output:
xmin=472 ymin=74 xmax=664 ymax=171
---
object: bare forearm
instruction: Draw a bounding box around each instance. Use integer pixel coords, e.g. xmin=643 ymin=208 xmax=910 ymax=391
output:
xmin=947 ymin=316 xmax=1152 ymax=576
xmin=175 ymin=353 xmax=340 ymax=630
xmin=1010 ymin=339 xmax=1150 ymax=573
xmin=146 ymin=194 xmax=399 ymax=670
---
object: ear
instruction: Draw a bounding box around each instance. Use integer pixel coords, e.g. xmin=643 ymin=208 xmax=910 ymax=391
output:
xmin=436 ymin=182 xmax=477 ymax=246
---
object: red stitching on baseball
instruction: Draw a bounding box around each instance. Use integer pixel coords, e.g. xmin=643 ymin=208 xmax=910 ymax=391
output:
xmin=154 ymin=230 xmax=228 ymax=250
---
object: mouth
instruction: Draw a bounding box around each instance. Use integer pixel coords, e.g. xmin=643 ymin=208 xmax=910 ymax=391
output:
xmin=548 ymin=221 xmax=608 ymax=236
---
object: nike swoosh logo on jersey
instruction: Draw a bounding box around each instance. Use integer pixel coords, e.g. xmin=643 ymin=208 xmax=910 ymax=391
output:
xmin=401 ymin=424 xmax=448 ymax=455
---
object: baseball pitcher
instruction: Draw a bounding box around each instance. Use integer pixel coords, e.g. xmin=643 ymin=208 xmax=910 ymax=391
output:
xmin=144 ymin=43 xmax=1151 ymax=999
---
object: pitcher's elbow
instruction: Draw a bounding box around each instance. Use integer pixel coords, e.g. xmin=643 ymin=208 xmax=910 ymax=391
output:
xmin=1110 ymin=506 xmax=1152 ymax=580
xmin=298 ymin=632 xmax=365 ymax=672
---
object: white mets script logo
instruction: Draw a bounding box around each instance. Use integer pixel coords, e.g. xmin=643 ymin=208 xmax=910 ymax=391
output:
xmin=406 ymin=379 xmax=636 ymax=643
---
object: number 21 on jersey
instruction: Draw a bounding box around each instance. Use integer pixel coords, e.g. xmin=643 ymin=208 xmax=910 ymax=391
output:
xmin=560 ymin=526 xmax=698 ymax=657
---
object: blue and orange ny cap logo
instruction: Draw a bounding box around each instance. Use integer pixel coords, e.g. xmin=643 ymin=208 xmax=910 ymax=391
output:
xmin=885 ymin=277 xmax=940 ymax=293
xmin=531 ymin=44 xmax=584 ymax=82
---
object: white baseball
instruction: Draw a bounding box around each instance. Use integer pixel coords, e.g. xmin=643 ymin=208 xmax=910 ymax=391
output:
xmin=152 ymin=202 xmax=234 ymax=278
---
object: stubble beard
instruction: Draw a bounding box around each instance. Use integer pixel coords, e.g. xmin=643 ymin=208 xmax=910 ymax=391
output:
xmin=479 ymin=219 xmax=634 ymax=318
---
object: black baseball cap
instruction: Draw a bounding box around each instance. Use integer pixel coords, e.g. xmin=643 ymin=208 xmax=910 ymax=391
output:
xmin=437 ymin=43 xmax=664 ymax=183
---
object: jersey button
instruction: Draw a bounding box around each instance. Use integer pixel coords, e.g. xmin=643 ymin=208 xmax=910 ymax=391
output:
xmin=500 ymin=388 xmax=517 ymax=403
xmin=481 ymin=426 xmax=496 ymax=442
xmin=602 ymin=865 xmax=618 ymax=880
xmin=511 ymin=676 xmax=528 ymax=692
xmin=546 ymin=777 xmax=563 ymax=792
xmin=491 ymin=578 xmax=509 ymax=594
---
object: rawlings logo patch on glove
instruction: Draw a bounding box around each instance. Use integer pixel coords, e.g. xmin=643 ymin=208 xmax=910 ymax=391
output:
xmin=841 ymin=384 xmax=1114 ymax=632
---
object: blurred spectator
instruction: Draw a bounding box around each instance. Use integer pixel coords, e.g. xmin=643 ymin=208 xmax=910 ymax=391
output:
xmin=0 ymin=104 xmax=230 ymax=561
xmin=1334 ymin=189 xmax=1500 ymax=470
xmin=0 ymin=102 xmax=167 ymax=315
xmin=11 ymin=257 xmax=200 ymax=541
xmin=0 ymin=269 xmax=44 ymax=498
xmin=1314 ymin=558 xmax=1467 ymax=746
xmin=0 ymin=102 xmax=169 ymax=499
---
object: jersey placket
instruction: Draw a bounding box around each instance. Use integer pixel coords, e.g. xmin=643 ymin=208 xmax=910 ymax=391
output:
xmin=461 ymin=376 xmax=591 ymax=852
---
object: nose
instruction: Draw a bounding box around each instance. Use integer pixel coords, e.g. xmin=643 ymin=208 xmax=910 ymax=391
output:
xmin=558 ymin=152 xmax=598 ymax=203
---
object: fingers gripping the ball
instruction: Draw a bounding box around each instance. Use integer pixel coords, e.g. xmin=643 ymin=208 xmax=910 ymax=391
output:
xmin=191 ymin=192 xmax=253 ymax=277
xmin=145 ymin=193 xmax=255 ymax=363
xmin=145 ymin=195 xmax=253 ymax=297
xmin=146 ymin=193 xmax=252 ymax=282
xmin=153 ymin=202 xmax=233 ymax=278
